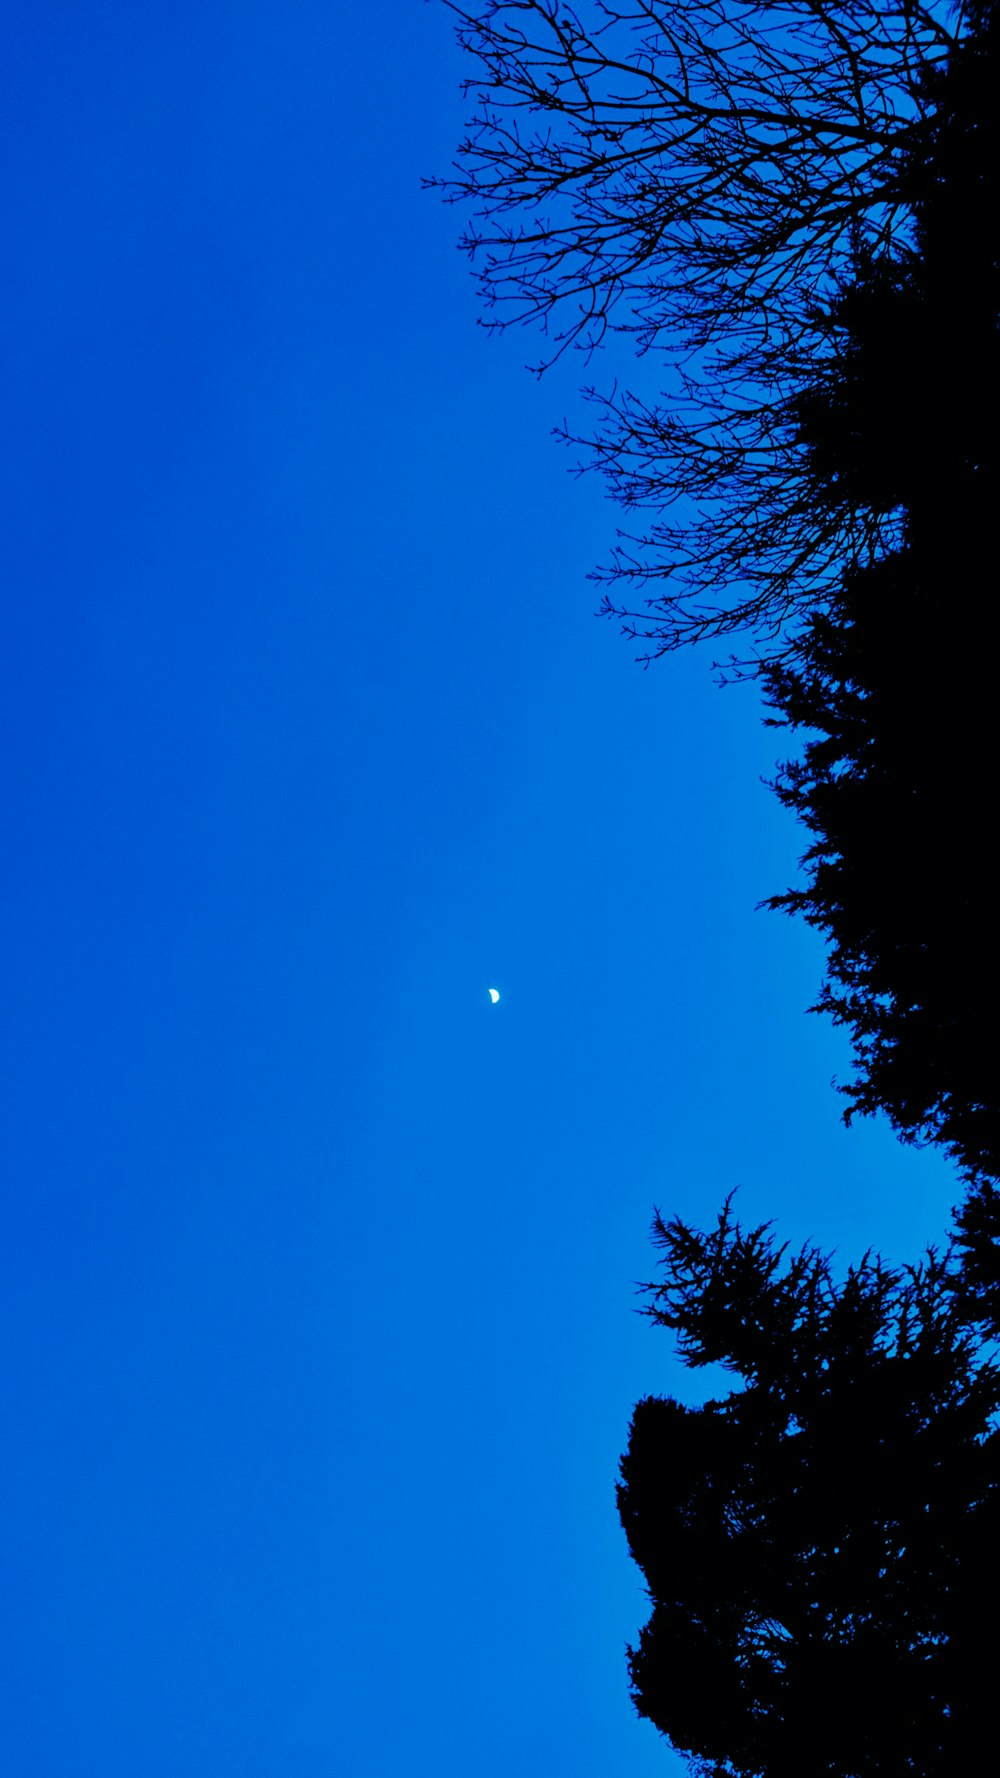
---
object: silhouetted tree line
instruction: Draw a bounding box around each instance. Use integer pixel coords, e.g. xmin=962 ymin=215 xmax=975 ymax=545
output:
xmin=438 ymin=4 xmax=1000 ymax=1774
xmin=764 ymin=0 xmax=1000 ymax=1187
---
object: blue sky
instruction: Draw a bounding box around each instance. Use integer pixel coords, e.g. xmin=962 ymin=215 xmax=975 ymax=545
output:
xmin=0 ymin=4 xmax=960 ymax=1773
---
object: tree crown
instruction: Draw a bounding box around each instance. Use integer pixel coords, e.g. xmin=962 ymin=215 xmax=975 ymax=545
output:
xmin=432 ymin=1 xmax=971 ymax=665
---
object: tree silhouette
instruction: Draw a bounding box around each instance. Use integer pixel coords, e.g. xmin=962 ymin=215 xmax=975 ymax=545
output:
xmin=438 ymin=12 xmax=1000 ymax=1771
xmin=432 ymin=0 xmax=969 ymax=662
xmin=761 ymin=0 xmax=1000 ymax=1181
xmin=954 ymin=1180 xmax=1000 ymax=1339
xmin=618 ymin=1198 xmax=1000 ymax=1778
xmin=616 ymin=17 xmax=1000 ymax=1763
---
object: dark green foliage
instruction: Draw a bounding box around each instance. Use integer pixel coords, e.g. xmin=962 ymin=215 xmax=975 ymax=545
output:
xmin=618 ymin=1200 xmax=1000 ymax=1778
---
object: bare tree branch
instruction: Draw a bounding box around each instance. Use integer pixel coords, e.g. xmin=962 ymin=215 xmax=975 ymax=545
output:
xmin=430 ymin=1 xmax=968 ymax=666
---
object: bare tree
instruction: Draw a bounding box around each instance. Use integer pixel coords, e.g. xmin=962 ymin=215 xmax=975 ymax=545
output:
xmin=430 ymin=1 xmax=970 ymax=666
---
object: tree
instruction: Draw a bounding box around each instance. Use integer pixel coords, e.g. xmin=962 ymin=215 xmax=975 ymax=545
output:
xmin=761 ymin=0 xmax=1000 ymax=1182
xmin=617 ymin=1197 xmax=1000 ymax=1778
xmin=438 ymin=11 xmax=1000 ymax=1771
xmin=954 ymin=1179 xmax=1000 ymax=1339
xmin=613 ymin=20 xmax=1000 ymax=1765
xmin=439 ymin=3 xmax=1000 ymax=1170
xmin=431 ymin=0 xmax=969 ymax=663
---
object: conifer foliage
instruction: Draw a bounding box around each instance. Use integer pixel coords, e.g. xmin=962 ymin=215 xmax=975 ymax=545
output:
xmin=764 ymin=0 xmax=1000 ymax=1180
xmin=618 ymin=1200 xmax=1000 ymax=1777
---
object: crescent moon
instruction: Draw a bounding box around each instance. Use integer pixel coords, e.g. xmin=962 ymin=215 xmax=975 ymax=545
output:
xmin=488 ymin=988 xmax=500 ymax=1004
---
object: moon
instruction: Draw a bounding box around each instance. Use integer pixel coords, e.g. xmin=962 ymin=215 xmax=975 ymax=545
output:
xmin=488 ymin=987 xmax=500 ymax=1004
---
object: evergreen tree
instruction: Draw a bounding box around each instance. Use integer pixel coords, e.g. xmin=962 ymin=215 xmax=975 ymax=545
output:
xmin=763 ymin=0 xmax=1000 ymax=1181
xmin=618 ymin=1199 xmax=1000 ymax=1778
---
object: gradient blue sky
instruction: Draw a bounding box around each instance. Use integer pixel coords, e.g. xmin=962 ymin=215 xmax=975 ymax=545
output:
xmin=0 ymin=5 xmax=959 ymax=1774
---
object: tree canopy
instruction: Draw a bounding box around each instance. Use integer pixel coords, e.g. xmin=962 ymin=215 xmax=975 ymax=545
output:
xmin=431 ymin=0 xmax=970 ymax=662
xmin=440 ymin=0 xmax=1000 ymax=1174
xmin=618 ymin=1198 xmax=1000 ymax=1778
xmin=762 ymin=0 xmax=1000 ymax=1180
